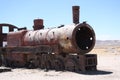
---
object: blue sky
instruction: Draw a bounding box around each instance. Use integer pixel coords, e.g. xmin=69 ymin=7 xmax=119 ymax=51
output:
xmin=0 ymin=0 xmax=120 ymax=40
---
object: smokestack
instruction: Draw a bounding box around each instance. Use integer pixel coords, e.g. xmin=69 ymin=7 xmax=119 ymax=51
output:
xmin=33 ymin=19 xmax=44 ymax=30
xmin=72 ymin=6 xmax=80 ymax=24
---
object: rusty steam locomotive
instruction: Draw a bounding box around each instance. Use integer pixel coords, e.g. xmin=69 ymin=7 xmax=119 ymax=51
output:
xmin=0 ymin=6 xmax=97 ymax=72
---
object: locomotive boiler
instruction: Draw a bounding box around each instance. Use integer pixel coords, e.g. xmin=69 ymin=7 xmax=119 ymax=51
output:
xmin=1 ymin=6 xmax=97 ymax=72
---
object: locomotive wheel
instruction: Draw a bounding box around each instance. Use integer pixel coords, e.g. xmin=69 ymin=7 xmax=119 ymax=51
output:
xmin=4 ymin=59 xmax=10 ymax=67
xmin=65 ymin=58 xmax=79 ymax=72
xmin=0 ymin=59 xmax=2 ymax=66
xmin=47 ymin=61 xmax=53 ymax=70
xmin=43 ymin=61 xmax=52 ymax=71
xmin=26 ymin=59 xmax=35 ymax=69
xmin=5 ymin=60 xmax=9 ymax=67
xmin=54 ymin=58 xmax=64 ymax=71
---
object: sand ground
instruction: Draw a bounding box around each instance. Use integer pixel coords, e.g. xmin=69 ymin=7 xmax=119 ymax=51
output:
xmin=0 ymin=43 xmax=120 ymax=80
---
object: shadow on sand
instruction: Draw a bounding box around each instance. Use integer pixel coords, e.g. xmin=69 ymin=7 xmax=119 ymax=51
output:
xmin=0 ymin=67 xmax=12 ymax=73
xmin=76 ymin=70 xmax=113 ymax=75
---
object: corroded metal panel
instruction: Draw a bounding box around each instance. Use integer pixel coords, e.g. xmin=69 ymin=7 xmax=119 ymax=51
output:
xmin=23 ymin=22 xmax=95 ymax=54
xmin=7 ymin=30 xmax=27 ymax=47
xmin=0 ymin=23 xmax=25 ymax=47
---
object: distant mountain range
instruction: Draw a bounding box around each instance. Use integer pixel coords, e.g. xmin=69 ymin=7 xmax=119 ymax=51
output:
xmin=95 ymin=40 xmax=120 ymax=47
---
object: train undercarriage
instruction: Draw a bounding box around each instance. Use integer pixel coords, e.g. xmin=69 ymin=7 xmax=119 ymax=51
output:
xmin=0 ymin=45 xmax=97 ymax=72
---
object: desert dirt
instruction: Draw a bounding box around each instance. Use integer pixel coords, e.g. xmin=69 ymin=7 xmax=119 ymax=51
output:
xmin=0 ymin=41 xmax=120 ymax=80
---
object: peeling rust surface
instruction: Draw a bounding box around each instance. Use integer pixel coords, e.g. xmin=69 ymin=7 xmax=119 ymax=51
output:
xmin=22 ymin=23 xmax=95 ymax=54
xmin=0 ymin=6 xmax=97 ymax=72
xmin=0 ymin=24 xmax=18 ymax=47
